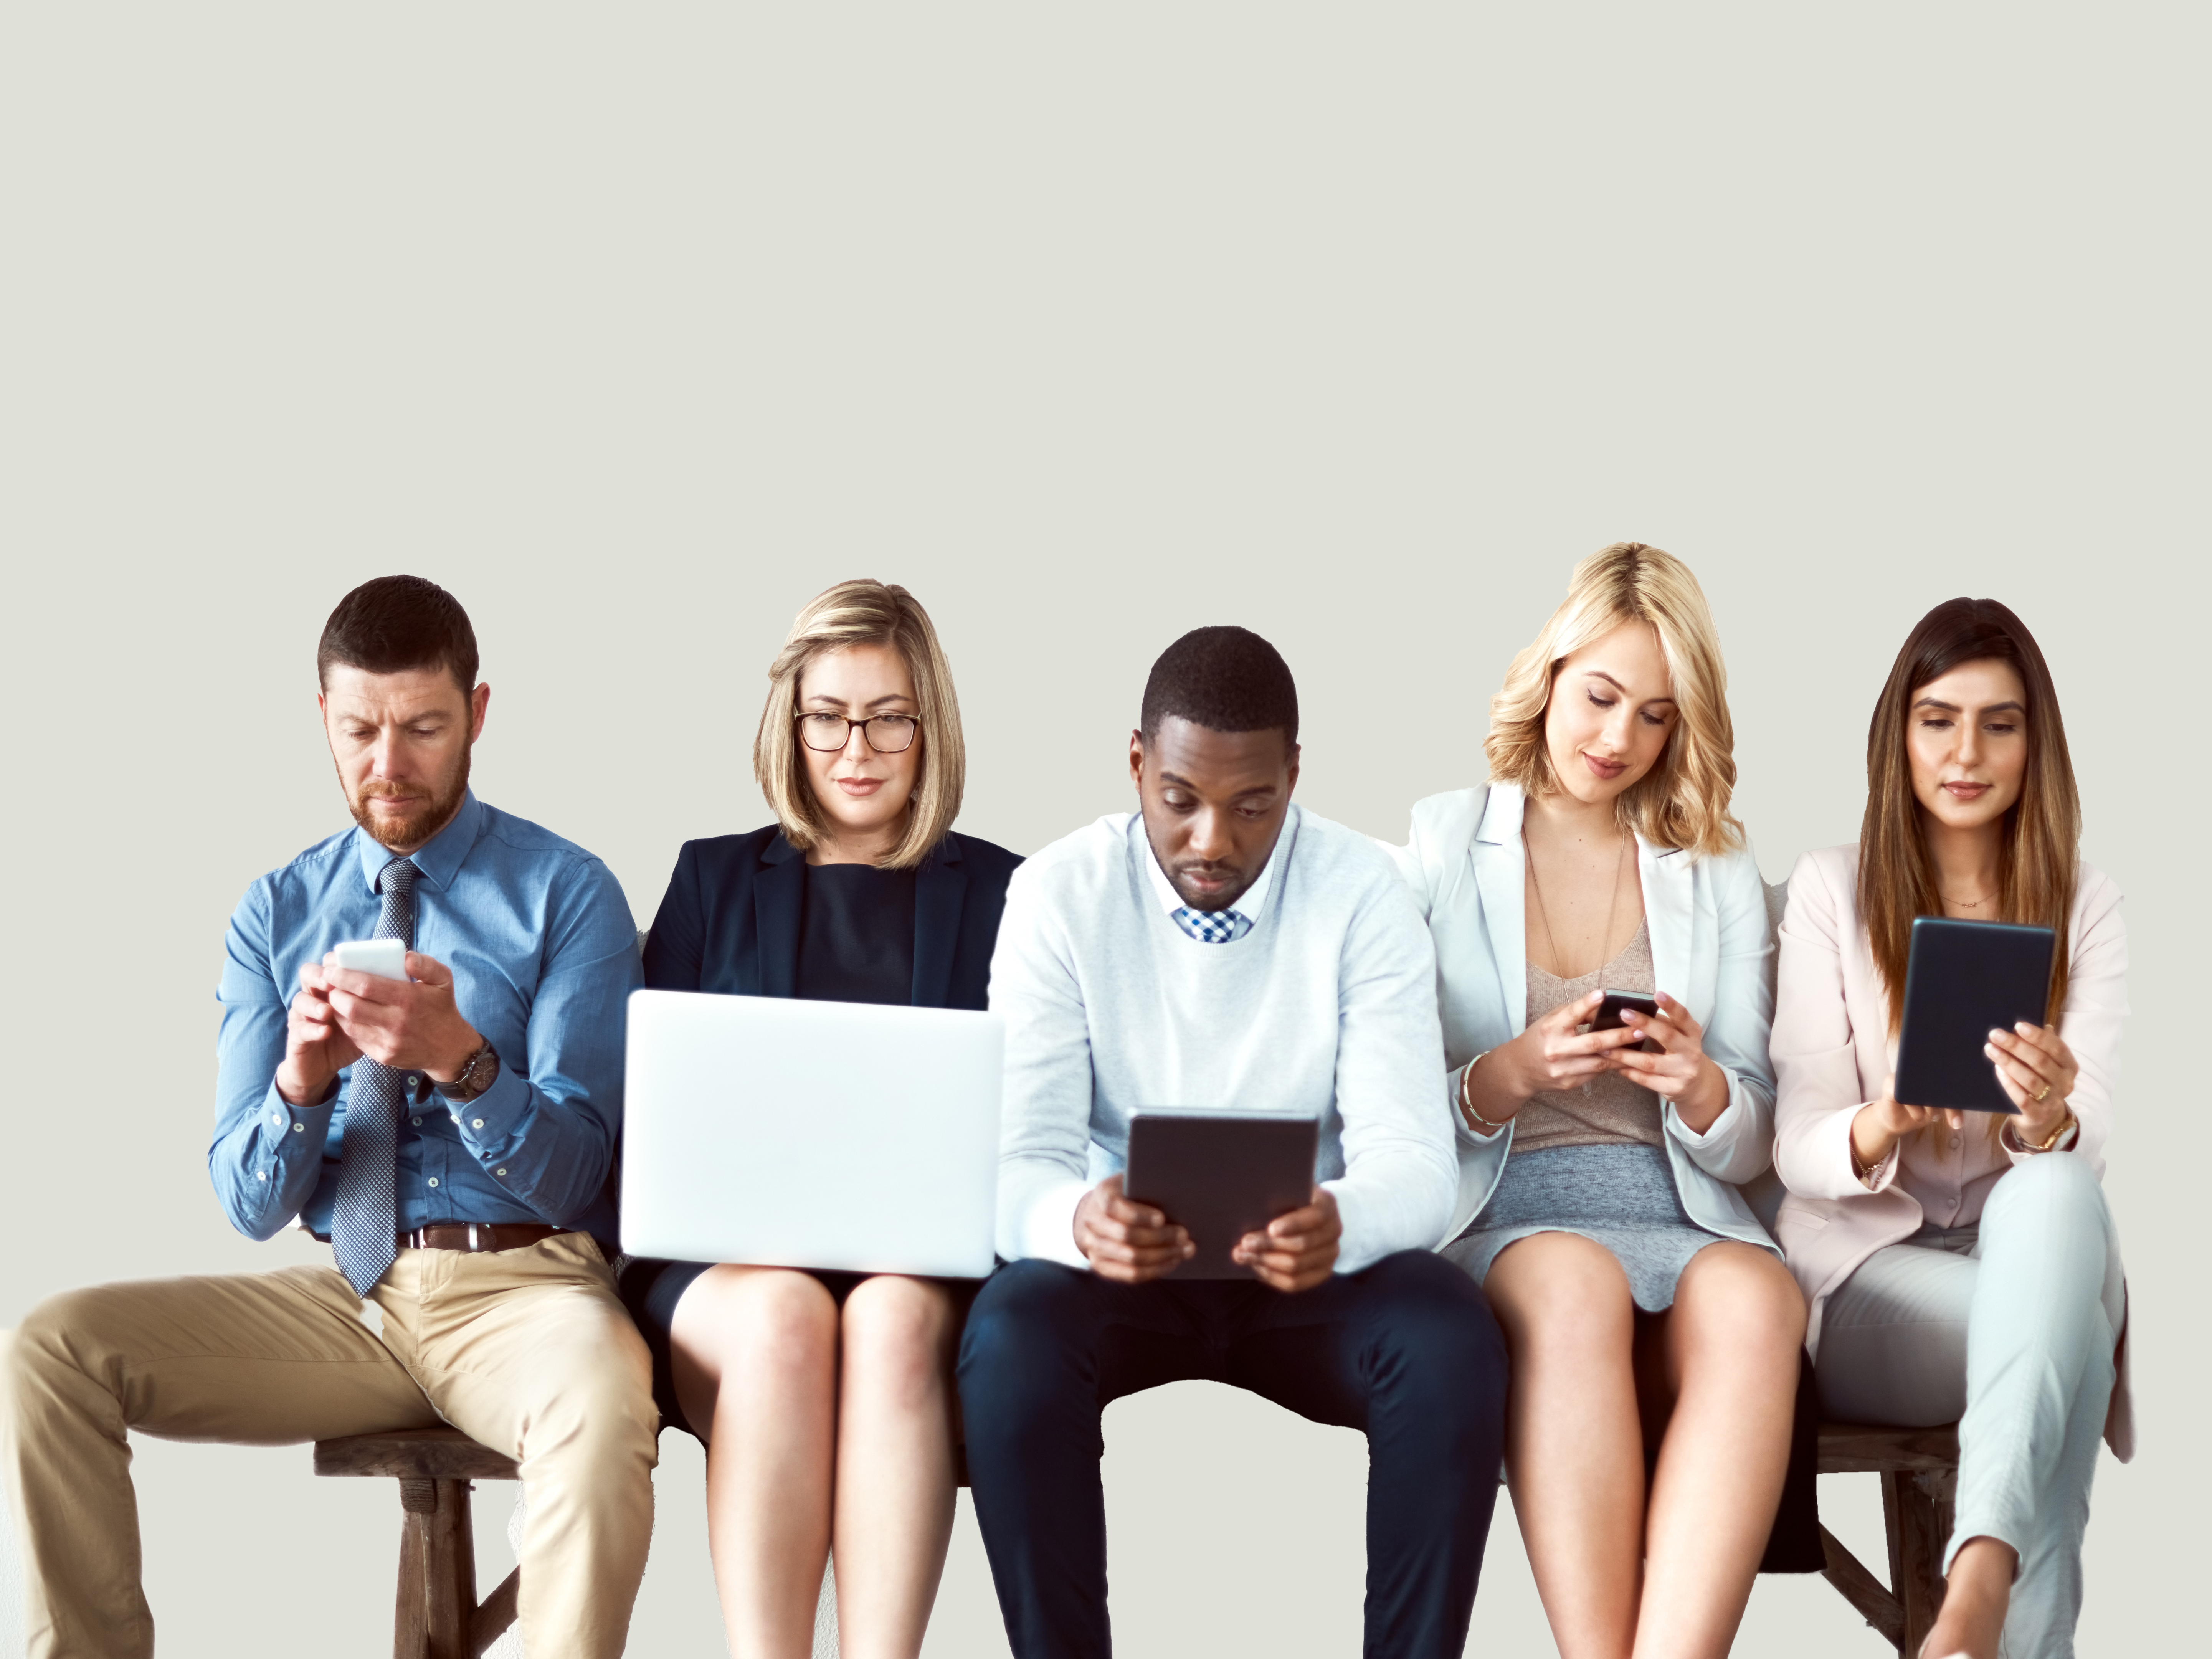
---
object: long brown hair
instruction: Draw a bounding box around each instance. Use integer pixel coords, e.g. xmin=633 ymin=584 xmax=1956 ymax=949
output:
xmin=1859 ymin=597 xmax=2080 ymax=1031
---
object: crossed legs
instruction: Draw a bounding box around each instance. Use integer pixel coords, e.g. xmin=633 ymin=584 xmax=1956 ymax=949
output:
xmin=1484 ymin=1234 xmax=1805 ymax=1659
xmin=669 ymin=1266 xmax=959 ymax=1659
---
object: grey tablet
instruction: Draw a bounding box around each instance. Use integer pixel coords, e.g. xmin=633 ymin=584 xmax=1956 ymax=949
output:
xmin=1892 ymin=917 xmax=2056 ymax=1115
xmin=1123 ymin=1110 xmax=1320 ymax=1279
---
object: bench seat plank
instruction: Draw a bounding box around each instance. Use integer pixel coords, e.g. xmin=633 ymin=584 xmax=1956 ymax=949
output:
xmin=314 ymin=1426 xmax=520 ymax=1482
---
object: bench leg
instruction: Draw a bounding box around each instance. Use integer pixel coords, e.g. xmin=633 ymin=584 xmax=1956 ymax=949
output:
xmin=396 ymin=1477 xmax=477 ymax=1659
xmin=1882 ymin=1468 xmax=1957 ymax=1657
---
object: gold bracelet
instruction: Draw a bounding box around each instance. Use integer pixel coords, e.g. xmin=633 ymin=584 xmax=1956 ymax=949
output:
xmin=2020 ymin=1110 xmax=2075 ymax=1153
xmin=1460 ymin=1053 xmax=1510 ymax=1135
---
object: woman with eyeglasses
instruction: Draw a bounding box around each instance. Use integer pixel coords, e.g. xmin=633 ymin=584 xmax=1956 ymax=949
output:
xmin=1388 ymin=544 xmax=1811 ymax=1659
xmin=618 ymin=580 xmax=1020 ymax=1659
xmin=1771 ymin=598 xmax=2128 ymax=1659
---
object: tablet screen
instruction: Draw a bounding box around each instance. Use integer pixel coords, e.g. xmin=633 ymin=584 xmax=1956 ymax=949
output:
xmin=1892 ymin=917 xmax=2056 ymax=1115
xmin=1123 ymin=1110 xmax=1319 ymax=1279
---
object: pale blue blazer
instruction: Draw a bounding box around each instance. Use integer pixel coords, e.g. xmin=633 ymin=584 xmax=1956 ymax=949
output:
xmin=1384 ymin=783 xmax=1782 ymax=1253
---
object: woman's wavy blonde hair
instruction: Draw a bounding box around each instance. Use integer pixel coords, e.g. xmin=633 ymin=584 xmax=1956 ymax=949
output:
xmin=753 ymin=579 xmax=966 ymax=869
xmin=1485 ymin=542 xmax=1743 ymax=857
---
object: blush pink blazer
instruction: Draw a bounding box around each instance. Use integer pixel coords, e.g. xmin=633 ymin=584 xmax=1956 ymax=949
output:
xmin=1770 ymin=843 xmax=2131 ymax=1456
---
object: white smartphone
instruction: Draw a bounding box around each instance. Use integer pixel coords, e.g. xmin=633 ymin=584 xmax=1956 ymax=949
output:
xmin=328 ymin=938 xmax=408 ymax=980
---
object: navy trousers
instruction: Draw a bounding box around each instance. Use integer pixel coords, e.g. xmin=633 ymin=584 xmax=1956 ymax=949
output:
xmin=956 ymin=1250 xmax=1509 ymax=1659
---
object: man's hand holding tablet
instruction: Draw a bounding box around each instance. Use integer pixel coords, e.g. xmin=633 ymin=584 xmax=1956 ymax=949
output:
xmin=1101 ymin=1110 xmax=1326 ymax=1287
xmin=1074 ymin=1175 xmax=1194 ymax=1282
xmin=1229 ymin=1186 xmax=1341 ymax=1292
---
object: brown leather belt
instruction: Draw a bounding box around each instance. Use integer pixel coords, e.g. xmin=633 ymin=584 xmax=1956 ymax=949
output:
xmin=401 ymin=1224 xmax=568 ymax=1253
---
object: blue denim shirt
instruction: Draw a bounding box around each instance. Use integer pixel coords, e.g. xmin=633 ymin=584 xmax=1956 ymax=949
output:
xmin=211 ymin=791 xmax=641 ymax=1243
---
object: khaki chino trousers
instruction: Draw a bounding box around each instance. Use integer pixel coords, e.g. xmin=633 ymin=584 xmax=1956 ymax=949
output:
xmin=2 ymin=1233 xmax=658 ymax=1659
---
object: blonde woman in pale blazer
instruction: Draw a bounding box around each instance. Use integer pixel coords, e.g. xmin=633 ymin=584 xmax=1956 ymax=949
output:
xmin=1389 ymin=544 xmax=1806 ymax=1659
xmin=1773 ymin=597 xmax=2128 ymax=1659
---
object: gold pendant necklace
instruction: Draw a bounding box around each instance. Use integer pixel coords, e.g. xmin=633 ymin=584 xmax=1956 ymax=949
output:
xmin=1526 ymin=827 xmax=1629 ymax=980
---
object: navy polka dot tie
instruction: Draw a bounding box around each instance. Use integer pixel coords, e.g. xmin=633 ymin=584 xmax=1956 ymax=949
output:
xmin=330 ymin=858 xmax=418 ymax=1297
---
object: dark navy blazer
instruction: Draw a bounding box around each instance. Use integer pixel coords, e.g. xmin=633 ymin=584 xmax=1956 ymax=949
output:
xmin=640 ymin=825 xmax=1021 ymax=1010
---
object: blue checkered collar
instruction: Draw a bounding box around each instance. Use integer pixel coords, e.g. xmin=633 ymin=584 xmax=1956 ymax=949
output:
xmin=1142 ymin=830 xmax=1280 ymax=937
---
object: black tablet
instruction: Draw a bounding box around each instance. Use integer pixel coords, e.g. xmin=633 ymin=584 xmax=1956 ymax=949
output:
xmin=1123 ymin=1110 xmax=1320 ymax=1279
xmin=1892 ymin=917 xmax=2056 ymax=1115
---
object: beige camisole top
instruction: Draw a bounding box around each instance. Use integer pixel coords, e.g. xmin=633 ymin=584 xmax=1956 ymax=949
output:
xmin=1513 ymin=917 xmax=1667 ymax=1153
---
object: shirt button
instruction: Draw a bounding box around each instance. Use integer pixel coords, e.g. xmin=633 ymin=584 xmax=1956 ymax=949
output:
xmin=407 ymin=1076 xmax=420 ymax=1089
xmin=292 ymin=1123 xmax=305 ymax=1134
xmin=426 ymin=1177 xmax=440 ymax=1189
xmin=1950 ymin=1135 xmax=1961 ymax=1148
xmin=472 ymin=1118 xmax=485 ymax=1130
xmin=495 ymin=1168 xmax=508 ymax=1178
xmin=411 ymin=1116 xmax=423 ymax=1127
xmin=256 ymin=1171 xmax=268 ymax=1181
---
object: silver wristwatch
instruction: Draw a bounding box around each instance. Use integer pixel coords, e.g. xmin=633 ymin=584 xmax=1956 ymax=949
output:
xmin=439 ymin=1039 xmax=501 ymax=1104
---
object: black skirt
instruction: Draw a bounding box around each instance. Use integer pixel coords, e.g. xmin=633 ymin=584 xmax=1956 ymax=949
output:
xmin=616 ymin=1256 xmax=977 ymax=1439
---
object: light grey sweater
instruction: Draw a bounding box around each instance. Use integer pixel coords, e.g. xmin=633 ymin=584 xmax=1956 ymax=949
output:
xmin=987 ymin=805 xmax=1457 ymax=1274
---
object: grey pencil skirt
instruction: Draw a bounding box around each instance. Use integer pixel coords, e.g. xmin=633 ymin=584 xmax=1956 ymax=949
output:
xmin=1441 ymin=1142 xmax=1728 ymax=1312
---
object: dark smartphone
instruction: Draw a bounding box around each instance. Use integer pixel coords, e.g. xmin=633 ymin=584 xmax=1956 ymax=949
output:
xmin=1591 ymin=988 xmax=1662 ymax=1053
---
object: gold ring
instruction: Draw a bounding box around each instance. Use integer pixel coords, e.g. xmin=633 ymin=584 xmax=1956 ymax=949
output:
xmin=2034 ymin=1084 xmax=2052 ymax=1103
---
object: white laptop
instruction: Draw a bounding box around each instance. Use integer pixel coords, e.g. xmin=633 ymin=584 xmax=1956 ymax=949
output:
xmin=620 ymin=989 xmax=1004 ymax=1278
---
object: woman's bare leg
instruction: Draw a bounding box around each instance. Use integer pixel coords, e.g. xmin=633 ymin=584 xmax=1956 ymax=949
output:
xmin=1485 ymin=1232 xmax=1645 ymax=1659
xmin=831 ymin=1276 xmax=959 ymax=1659
xmin=1634 ymin=1242 xmax=1806 ymax=1659
xmin=669 ymin=1264 xmax=839 ymax=1659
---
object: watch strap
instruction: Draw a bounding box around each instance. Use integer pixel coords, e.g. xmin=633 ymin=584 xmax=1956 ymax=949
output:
xmin=440 ymin=1039 xmax=499 ymax=1104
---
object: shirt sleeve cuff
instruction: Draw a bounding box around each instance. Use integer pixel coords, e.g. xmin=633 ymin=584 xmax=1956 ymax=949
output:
xmin=1450 ymin=1062 xmax=1508 ymax=1145
xmin=443 ymin=1062 xmax=528 ymax=1147
xmin=1014 ymin=1179 xmax=1094 ymax=1270
xmin=263 ymin=1076 xmax=336 ymax=1142
xmin=1662 ymin=1082 xmax=1740 ymax=1149
xmin=1858 ymin=1141 xmax=1900 ymax=1191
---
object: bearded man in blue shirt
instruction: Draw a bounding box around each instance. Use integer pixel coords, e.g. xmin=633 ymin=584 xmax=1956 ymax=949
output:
xmin=2 ymin=577 xmax=656 ymax=1659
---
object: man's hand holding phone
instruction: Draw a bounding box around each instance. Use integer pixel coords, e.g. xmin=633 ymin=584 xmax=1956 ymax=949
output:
xmin=1075 ymin=1175 xmax=1195 ymax=1283
xmin=277 ymin=948 xmax=483 ymax=1107
xmin=276 ymin=962 xmax=365 ymax=1105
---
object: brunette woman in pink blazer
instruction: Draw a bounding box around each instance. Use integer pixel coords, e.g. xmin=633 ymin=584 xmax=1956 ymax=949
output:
xmin=1772 ymin=597 xmax=2128 ymax=1659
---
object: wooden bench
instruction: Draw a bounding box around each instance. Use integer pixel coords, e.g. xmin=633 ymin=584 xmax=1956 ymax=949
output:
xmin=320 ymin=1421 xmax=1954 ymax=1657
xmin=1814 ymin=1420 xmax=1961 ymax=1656
xmin=315 ymin=1427 xmax=965 ymax=1659
xmin=315 ymin=1428 xmax=522 ymax=1659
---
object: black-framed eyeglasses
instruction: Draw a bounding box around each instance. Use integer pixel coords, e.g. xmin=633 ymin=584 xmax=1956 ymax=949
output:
xmin=795 ymin=711 xmax=920 ymax=753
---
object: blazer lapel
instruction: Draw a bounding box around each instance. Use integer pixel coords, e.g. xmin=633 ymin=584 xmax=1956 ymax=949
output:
xmin=1472 ymin=786 xmax=1530 ymax=1037
xmin=1640 ymin=836 xmax=1694 ymax=1007
xmin=753 ymin=834 xmax=805 ymax=997
xmin=910 ymin=834 xmax=967 ymax=1008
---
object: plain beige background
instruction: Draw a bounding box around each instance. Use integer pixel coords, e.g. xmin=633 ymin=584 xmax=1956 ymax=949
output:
xmin=2 ymin=5 xmax=2203 ymax=1654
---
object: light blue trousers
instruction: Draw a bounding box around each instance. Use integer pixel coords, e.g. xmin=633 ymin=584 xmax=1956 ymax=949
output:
xmin=1813 ymin=1152 xmax=2124 ymax=1659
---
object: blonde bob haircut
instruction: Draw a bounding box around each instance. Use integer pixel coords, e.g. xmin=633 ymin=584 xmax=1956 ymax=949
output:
xmin=1484 ymin=542 xmax=1743 ymax=858
xmin=753 ymin=579 xmax=966 ymax=869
